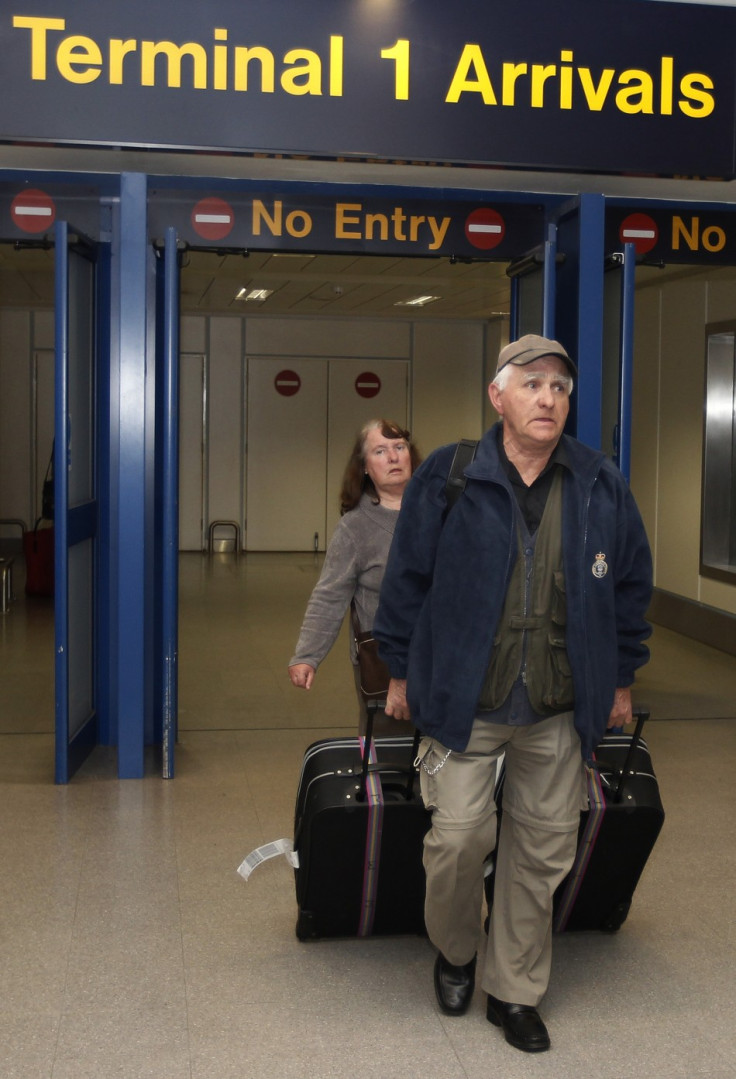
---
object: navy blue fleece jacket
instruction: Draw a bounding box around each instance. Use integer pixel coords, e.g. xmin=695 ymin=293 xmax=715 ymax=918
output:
xmin=373 ymin=424 xmax=653 ymax=760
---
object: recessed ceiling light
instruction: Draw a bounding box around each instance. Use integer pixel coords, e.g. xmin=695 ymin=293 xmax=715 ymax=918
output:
xmin=394 ymin=294 xmax=441 ymax=307
xmin=235 ymin=287 xmax=274 ymax=302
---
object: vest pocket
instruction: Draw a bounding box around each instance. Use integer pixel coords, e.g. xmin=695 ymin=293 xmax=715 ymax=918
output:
xmin=543 ymin=633 xmax=574 ymax=710
xmin=551 ymin=571 xmax=567 ymax=626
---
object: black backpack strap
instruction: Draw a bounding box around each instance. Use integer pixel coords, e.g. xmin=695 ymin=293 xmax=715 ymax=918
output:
xmin=444 ymin=438 xmax=479 ymax=511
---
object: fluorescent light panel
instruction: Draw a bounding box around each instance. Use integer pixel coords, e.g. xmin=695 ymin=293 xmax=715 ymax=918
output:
xmin=236 ymin=287 xmax=274 ymax=301
xmin=394 ymin=294 xmax=441 ymax=307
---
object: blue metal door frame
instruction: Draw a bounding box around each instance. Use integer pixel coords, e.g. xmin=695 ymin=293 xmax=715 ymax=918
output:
xmin=510 ymin=223 xmax=559 ymax=338
xmin=158 ymin=227 xmax=180 ymax=779
xmin=114 ymin=173 xmax=152 ymax=778
xmin=552 ymin=193 xmax=607 ymax=447
xmin=617 ymin=243 xmax=637 ymax=481
xmin=54 ymin=222 xmax=98 ymax=783
xmin=60 ymin=171 xmax=161 ymax=780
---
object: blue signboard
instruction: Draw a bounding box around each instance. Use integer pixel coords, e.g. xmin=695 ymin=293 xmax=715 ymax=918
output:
xmin=0 ymin=182 xmax=100 ymax=241
xmin=606 ymin=204 xmax=736 ymax=264
xmin=1 ymin=0 xmax=735 ymax=178
xmin=148 ymin=188 xmax=545 ymax=258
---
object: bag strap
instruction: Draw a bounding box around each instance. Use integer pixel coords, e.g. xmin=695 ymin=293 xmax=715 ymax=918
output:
xmin=44 ymin=442 xmax=54 ymax=482
xmin=444 ymin=438 xmax=479 ymax=512
xmin=357 ymin=732 xmax=383 ymax=937
xmin=350 ymin=598 xmax=375 ymax=646
xmin=350 ymin=597 xmax=361 ymax=640
xmin=553 ymin=764 xmax=607 ymax=932
xmin=360 ymin=700 xmax=421 ymax=800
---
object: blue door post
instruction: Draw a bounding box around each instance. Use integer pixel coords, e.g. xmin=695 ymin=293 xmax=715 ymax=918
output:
xmin=574 ymin=193 xmax=606 ymax=451
xmin=116 ymin=173 xmax=148 ymax=778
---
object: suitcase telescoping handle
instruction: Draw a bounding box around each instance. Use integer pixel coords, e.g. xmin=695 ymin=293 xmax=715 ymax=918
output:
xmin=359 ymin=700 xmax=421 ymax=801
xmin=613 ymin=707 xmax=649 ymax=803
xmin=593 ymin=706 xmax=649 ymax=804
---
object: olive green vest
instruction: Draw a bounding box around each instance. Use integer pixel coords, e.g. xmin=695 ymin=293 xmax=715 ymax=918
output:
xmin=477 ymin=469 xmax=574 ymax=715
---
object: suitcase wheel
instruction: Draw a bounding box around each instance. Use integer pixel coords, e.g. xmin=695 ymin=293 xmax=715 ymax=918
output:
xmin=296 ymin=911 xmax=317 ymax=941
xmin=600 ymin=899 xmax=631 ymax=933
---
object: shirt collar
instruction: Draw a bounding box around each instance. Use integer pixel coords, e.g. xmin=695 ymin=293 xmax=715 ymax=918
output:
xmin=496 ymin=429 xmax=570 ymax=486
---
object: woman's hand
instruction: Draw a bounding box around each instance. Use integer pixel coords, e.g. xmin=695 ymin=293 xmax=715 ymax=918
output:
xmin=289 ymin=663 xmax=316 ymax=690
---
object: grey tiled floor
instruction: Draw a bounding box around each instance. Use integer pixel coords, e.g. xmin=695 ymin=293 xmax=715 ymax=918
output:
xmin=1 ymin=552 xmax=735 ymax=1078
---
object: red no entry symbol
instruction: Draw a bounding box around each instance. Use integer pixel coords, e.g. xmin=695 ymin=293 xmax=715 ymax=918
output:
xmin=11 ymin=189 xmax=56 ymax=234
xmin=191 ymin=197 xmax=235 ymax=241
xmin=355 ymin=372 xmax=381 ymax=398
xmin=465 ymin=208 xmax=505 ymax=250
xmin=274 ymin=369 xmax=301 ymax=396
xmin=619 ymin=213 xmax=659 ymax=256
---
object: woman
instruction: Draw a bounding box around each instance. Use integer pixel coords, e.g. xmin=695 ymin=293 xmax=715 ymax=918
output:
xmin=288 ymin=418 xmax=421 ymax=736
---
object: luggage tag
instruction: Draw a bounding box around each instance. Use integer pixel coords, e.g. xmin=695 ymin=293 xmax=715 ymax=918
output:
xmin=237 ymin=838 xmax=299 ymax=880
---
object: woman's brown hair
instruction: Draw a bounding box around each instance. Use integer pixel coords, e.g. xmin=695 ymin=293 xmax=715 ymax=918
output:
xmin=339 ymin=419 xmax=421 ymax=513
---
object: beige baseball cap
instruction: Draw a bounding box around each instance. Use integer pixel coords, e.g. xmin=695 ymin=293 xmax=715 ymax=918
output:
xmin=496 ymin=334 xmax=577 ymax=377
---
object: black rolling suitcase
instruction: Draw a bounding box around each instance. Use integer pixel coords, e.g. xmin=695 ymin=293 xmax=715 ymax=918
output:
xmin=553 ymin=708 xmax=665 ymax=932
xmin=294 ymin=705 xmax=431 ymax=940
xmin=485 ymin=709 xmax=665 ymax=933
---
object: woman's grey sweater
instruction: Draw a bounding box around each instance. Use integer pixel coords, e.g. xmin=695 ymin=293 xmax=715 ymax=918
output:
xmin=290 ymin=494 xmax=399 ymax=669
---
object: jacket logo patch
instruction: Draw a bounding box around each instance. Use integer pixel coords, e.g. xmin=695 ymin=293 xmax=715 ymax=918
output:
xmin=592 ymin=552 xmax=608 ymax=579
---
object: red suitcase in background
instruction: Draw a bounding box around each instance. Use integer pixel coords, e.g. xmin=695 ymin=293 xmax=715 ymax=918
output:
xmin=23 ymin=523 xmax=54 ymax=597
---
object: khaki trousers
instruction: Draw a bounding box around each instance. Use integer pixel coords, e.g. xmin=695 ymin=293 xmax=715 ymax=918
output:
xmin=417 ymin=712 xmax=587 ymax=1006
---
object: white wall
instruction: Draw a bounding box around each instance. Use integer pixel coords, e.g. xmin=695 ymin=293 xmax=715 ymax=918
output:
xmin=246 ymin=316 xmax=411 ymax=360
xmin=0 ymin=306 xmax=490 ymax=550
xmin=174 ymin=312 xmax=489 ymax=548
xmin=411 ymin=322 xmax=487 ymax=455
xmin=208 ymin=317 xmax=244 ymax=534
xmin=632 ymin=266 xmax=736 ymax=616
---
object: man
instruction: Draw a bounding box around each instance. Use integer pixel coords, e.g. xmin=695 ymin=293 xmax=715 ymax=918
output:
xmin=373 ymin=334 xmax=652 ymax=1053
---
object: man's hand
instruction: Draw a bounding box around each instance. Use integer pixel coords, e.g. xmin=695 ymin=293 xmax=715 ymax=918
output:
xmin=385 ymin=677 xmax=411 ymax=721
xmin=289 ymin=663 xmax=315 ymax=690
xmin=607 ymin=686 xmax=633 ymax=728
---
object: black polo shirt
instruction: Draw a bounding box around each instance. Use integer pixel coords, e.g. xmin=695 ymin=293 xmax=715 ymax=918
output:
xmin=497 ymin=429 xmax=571 ymax=533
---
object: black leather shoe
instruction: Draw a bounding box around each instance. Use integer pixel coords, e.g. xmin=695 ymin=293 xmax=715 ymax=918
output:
xmin=433 ymin=953 xmax=476 ymax=1015
xmin=486 ymin=994 xmax=551 ymax=1052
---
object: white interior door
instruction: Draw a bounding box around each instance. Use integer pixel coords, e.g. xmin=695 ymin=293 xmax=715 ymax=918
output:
xmin=246 ymin=358 xmax=328 ymax=550
xmin=178 ymin=353 xmax=205 ymax=550
xmin=325 ymin=359 xmax=408 ymax=542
